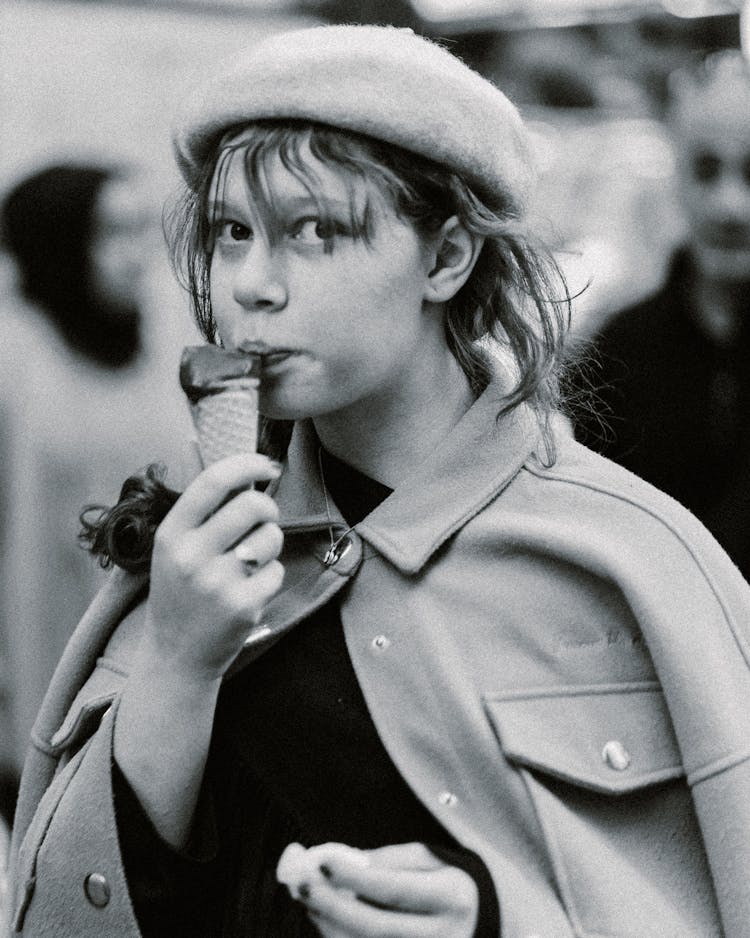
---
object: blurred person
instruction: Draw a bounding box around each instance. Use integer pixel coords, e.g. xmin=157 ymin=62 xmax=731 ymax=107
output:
xmin=6 ymin=25 xmax=750 ymax=938
xmin=0 ymin=162 xmax=189 ymax=823
xmin=2 ymin=165 xmax=144 ymax=368
xmin=595 ymin=13 xmax=740 ymax=116
xmin=574 ymin=50 xmax=750 ymax=579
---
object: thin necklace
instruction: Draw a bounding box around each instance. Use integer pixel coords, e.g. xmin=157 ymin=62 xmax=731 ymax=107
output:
xmin=317 ymin=446 xmax=355 ymax=567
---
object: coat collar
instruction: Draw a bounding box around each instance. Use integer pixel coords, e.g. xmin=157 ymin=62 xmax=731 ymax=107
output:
xmin=273 ymin=381 xmax=545 ymax=574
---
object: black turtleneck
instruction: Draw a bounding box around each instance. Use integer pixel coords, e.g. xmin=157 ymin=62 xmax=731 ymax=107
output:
xmin=113 ymin=448 xmax=499 ymax=937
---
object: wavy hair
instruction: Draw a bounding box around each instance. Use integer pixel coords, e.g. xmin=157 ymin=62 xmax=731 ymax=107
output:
xmin=81 ymin=120 xmax=571 ymax=571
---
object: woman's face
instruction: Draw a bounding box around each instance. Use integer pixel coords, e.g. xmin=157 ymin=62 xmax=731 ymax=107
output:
xmin=208 ymin=146 xmax=440 ymax=423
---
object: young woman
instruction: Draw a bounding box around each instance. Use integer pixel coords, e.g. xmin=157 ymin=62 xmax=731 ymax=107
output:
xmin=7 ymin=24 xmax=750 ymax=938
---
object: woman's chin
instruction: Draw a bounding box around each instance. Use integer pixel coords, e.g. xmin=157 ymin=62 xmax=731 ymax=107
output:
xmin=259 ymin=394 xmax=318 ymax=423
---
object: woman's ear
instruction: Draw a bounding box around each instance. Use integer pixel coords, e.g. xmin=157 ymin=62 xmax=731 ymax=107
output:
xmin=424 ymin=216 xmax=484 ymax=303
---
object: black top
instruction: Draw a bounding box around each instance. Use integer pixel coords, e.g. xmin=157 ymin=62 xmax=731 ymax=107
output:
xmin=113 ymin=448 xmax=500 ymax=937
xmin=574 ymin=250 xmax=750 ymax=581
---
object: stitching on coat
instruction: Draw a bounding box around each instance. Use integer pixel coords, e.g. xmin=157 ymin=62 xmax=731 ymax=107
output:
xmin=524 ymin=463 xmax=750 ymax=670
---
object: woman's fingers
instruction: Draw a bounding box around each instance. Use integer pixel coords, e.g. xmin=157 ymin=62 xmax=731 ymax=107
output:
xmin=302 ymin=882 xmax=433 ymax=938
xmin=232 ymin=522 xmax=284 ymax=571
xmin=162 ymin=453 xmax=281 ymax=532
xmin=319 ymin=857 xmax=460 ymax=915
xmin=286 ymin=842 xmax=478 ymax=938
xmin=199 ymin=489 xmax=281 ymax=553
xmin=306 ymin=842 xmax=443 ymax=911
xmin=227 ymin=559 xmax=286 ymax=618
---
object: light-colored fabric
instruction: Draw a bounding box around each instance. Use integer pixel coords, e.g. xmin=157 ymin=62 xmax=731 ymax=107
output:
xmin=0 ymin=299 xmax=191 ymax=776
xmin=0 ymin=812 xmax=9 ymax=932
xmin=172 ymin=24 xmax=534 ymax=215
xmin=4 ymin=568 xmax=144 ymax=937
xmin=9 ymin=384 xmax=750 ymax=936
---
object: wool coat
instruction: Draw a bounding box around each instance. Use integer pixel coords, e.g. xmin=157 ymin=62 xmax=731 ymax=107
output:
xmin=6 ymin=387 xmax=750 ymax=937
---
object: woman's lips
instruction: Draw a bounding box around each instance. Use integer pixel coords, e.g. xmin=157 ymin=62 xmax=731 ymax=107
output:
xmin=260 ymin=349 xmax=297 ymax=369
xmin=237 ymin=342 xmax=298 ymax=368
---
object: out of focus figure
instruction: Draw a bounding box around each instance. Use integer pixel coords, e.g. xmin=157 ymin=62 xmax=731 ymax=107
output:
xmin=2 ymin=165 xmax=144 ymax=368
xmin=574 ymin=51 xmax=750 ymax=579
xmin=0 ymin=162 xmax=190 ymax=824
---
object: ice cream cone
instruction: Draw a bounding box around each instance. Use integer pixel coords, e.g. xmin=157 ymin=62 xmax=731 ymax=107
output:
xmin=189 ymin=381 xmax=259 ymax=466
xmin=179 ymin=345 xmax=261 ymax=467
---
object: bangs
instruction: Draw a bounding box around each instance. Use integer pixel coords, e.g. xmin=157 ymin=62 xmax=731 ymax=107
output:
xmin=166 ymin=119 xmax=453 ymax=343
xmin=207 ymin=121 xmax=385 ymax=252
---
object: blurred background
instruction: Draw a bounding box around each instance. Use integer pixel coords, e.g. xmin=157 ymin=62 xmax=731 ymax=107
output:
xmin=1 ymin=0 xmax=746 ymax=331
xmin=0 ymin=0 xmax=747 ymax=827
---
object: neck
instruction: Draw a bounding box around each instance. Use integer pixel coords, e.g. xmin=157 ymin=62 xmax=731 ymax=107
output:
xmin=312 ymin=349 xmax=475 ymax=488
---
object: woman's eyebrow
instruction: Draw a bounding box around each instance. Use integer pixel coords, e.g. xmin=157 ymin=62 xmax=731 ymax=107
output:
xmin=207 ymin=195 xmax=350 ymax=216
xmin=206 ymin=197 xmax=251 ymax=218
xmin=274 ymin=195 xmax=350 ymax=214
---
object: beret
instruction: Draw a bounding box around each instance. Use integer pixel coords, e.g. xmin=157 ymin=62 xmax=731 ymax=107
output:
xmin=173 ymin=24 xmax=535 ymax=215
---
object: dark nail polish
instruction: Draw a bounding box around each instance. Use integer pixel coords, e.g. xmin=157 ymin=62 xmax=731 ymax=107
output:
xmin=298 ymin=882 xmax=310 ymax=900
xmin=320 ymin=864 xmax=332 ymax=879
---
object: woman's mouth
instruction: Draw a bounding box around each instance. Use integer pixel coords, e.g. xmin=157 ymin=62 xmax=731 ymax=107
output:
xmin=261 ymin=349 xmax=297 ymax=370
xmin=238 ymin=342 xmax=298 ymax=369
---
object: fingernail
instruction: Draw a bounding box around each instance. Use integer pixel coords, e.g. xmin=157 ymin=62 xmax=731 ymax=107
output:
xmin=319 ymin=864 xmax=332 ymax=879
xmin=298 ymin=882 xmax=311 ymax=900
xmin=267 ymin=459 xmax=284 ymax=472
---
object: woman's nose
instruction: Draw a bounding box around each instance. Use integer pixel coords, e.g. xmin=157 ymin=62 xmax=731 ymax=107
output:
xmin=232 ymin=242 xmax=288 ymax=312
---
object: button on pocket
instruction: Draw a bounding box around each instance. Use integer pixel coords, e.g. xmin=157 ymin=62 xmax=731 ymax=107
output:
xmin=483 ymin=682 xmax=721 ymax=937
xmin=484 ymin=682 xmax=682 ymax=794
xmin=602 ymin=739 xmax=631 ymax=772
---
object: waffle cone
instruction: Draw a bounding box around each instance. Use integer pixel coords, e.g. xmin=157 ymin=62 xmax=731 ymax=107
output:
xmin=190 ymin=384 xmax=259 ymax=466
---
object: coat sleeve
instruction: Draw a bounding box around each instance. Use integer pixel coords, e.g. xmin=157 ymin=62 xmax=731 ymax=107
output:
xmin=5 ymin=570 xmax=147 ymax=937
xmin=536 ymin=446 xmax=750 ymax=937
xmin=7 ymin=703 xmax=141 ymax=937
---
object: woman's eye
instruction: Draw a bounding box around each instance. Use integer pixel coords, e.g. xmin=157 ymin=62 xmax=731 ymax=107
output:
xmin=215 ymin=220 xmax=251 ymax=243
xmin=292 ymin=218 xmax=335 ymax=243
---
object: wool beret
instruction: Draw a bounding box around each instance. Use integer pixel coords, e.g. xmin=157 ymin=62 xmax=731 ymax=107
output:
xmin=173 ymin=24 xmax=535 ymax=215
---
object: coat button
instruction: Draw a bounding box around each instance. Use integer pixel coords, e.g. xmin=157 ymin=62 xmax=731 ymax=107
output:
xmin=84 ymin=872 xmax=111 ymax=908
xmin=438 ymin=790 xmax=459 ymax=807
xmin=372 ymin=634 xmax=390 ymax=650
xmin=602 ymin=740 xmax=631 ymax=771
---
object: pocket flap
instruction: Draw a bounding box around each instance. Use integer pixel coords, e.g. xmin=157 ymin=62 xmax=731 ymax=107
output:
xmin=484 ymin=682 xmax=684 ymax=795
xmin=48 ymin=657 xmax=127 ymax=755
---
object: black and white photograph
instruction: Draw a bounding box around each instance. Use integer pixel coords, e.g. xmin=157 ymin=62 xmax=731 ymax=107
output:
xmin=1 ymin=1 xmax=749 ymax=935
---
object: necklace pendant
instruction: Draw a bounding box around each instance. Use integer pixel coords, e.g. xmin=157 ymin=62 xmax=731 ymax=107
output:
xmin=323 ymin=536 xmax=352 ymax=567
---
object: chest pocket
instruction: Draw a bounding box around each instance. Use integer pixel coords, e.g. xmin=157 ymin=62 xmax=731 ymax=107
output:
xmin=484 ymin=682 xmax=722 ymax=938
